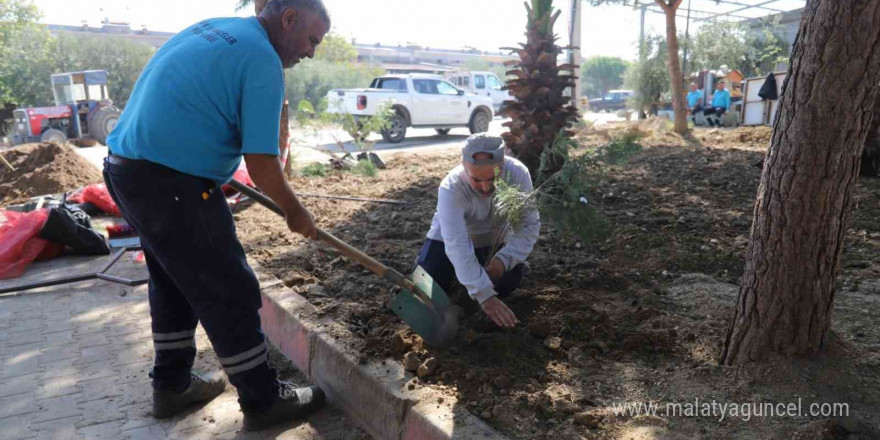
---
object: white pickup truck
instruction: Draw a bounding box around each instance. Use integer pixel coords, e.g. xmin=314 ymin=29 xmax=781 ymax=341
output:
xmin=325 ymin=74 xmax=494 ymax=143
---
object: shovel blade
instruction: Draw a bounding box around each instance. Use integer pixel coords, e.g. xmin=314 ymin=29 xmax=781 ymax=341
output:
xmin=389 ymin=266 xmax=456 ymax=347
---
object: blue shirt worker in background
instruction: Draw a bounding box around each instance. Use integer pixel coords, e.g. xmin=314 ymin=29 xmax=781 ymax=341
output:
xmin=686 ymin=83 xmax=704 ymax=126
xmin=103 ymin=0 xmax=329 ymax=431
xmin=417 ymin=134 xmax=540 ymax=328
xmin=704 ymin=81 xmax=731 ymax=127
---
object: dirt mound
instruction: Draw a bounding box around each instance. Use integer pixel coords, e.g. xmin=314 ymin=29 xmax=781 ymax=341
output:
xmin=0 ymin=142 xmax=102 ymax=205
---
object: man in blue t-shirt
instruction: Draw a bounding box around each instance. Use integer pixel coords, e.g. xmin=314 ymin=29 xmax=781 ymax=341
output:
xmin=686 ymin=83 xmax=704 ymax=125
xmin=703 ymin=81 xmax=732 ymax=127
xmin=103 ymin=0 xmax=329 ymax=430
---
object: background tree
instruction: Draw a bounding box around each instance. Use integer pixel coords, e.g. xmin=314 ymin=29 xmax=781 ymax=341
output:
xmin=722 ymin=0 xmax=880 ymax=365
xmin=51 ymin=34 xmax=154 ymax=107
xmin=500 ymin=0 xmax=581 ymax=182
xmin=581 ymin=55 xmax=629 ymax=98
xmin=315 ymin=33 xmax=358 ymax=63
xmin=624 ymin=35 xmax=668 ymax=117
xmin=690 ymin=18 xmax=788 ymax=77
xmin=590 ymin=0 xmax=687 ymax=133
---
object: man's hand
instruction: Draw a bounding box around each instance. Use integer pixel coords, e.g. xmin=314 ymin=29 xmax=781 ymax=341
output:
xmin=481 ymin=296 xmax=518 ymax=328
xmin=285 ymin=201 xmax=317 ymax=239
xmin=244 ymin=153 xmax=316 ymax=239
xmin=485 ymin=257 xmax=505 ymax=281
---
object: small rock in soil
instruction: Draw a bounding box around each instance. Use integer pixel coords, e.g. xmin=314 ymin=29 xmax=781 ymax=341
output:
xmin=403 ymin=352 xmax=420 ymax=372
xmin=544 ymin=336 xmax=563 ymax=351
xmin=307 ymin=284 xmax=327 ymax=297
xmin=390 ymin=332 xmax=411 ymax=356
xmin=417 ymin=357 xmax=438 ymax=378
xmin=573 ymin=412 xmax=600 ymax=428
xmin=481 ymin=410 xmax=492 ymax=420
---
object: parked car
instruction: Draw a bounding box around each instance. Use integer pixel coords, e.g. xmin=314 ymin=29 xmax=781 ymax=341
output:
xmin=588 ymin=89 xmax=633 ymax=113
xmin=326 ymin=74 xmax=494 ymax=143
xmin=446 ymin=71 xmax=510 ymax=113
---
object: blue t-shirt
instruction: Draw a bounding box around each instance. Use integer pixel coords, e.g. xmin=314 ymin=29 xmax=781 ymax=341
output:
xmin=107 ymin=17 xmax=283 ymax=184
xmin=711 ymin=89 xmax=731 ymax=110
xmin=686 ymin=90 xmax=703 ymax=107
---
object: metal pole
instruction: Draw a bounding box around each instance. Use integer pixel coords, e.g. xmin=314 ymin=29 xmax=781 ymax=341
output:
xmin=682 ymin=0 xmax=693 ymax=78
xmin=570 ymin=0 xmax=583 ymax=108
xmin=639 ymin=5 xmax=647 ymax=61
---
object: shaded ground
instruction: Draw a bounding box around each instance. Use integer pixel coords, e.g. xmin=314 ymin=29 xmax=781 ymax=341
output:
xmin=0 ymin=142 xmax=102 ymax=204
xmin=231 ymin=124 xmax=880 ymax=440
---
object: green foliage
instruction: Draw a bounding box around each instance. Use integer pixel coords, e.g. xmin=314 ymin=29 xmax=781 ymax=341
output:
xmin=50 ymin=34 xmax=154 ymax=107
xmin=0 ymin=0 xmax=41 ymax=45
xmin=495 ymin=129 xmax=643 ymax=242
xmin=624 ymin=35 xmax=669 ymax=114
xmin=301 ymin=162 xmax=328 ymax=177
xmin=581 ymin=56 xmax=630 ymax=98
xmin=0 ymin=24 xmax=55 ymax=105
xmin=284 ymin=58 xmax=382 ymax=112
xmin=296 ymin=98 xmax=392 ymax=153
xmin=351 ymin=159 xmax=377 ymax=178
xmin=689 ymin=17 xmax=788 ymax=77
xmin=315 ymin=33 xmax=358 ymax=63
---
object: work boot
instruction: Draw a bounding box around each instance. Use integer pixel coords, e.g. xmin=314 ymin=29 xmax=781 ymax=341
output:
xmin=152 ymin=372 xmax=227 ymax=419
xmin=242 ymin=381 xmax=326 ymax=431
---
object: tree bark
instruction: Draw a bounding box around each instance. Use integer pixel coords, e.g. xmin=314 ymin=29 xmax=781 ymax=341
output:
xmin=655 ymin=0 xmax=687 ymax=134
xmin=722 ymin=0 xmax=880 ymax=365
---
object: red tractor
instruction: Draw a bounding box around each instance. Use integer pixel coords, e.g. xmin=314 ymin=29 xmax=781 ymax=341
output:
xmin=11 ymin=70 xmax=121 ymax=146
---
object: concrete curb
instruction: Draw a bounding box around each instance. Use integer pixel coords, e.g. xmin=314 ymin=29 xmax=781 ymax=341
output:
xmin=251 ymin=263 xmax=509 ymax=440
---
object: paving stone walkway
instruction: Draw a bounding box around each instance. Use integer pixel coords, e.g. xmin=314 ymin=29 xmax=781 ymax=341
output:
xmin=0 ymin=254 xmax=370 ymax=440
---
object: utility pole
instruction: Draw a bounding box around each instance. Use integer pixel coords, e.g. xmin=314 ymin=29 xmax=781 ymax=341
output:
xmin=570 ymin=0 xmax=583 ymax=108
xmin=639 ymin=4 xmax=647 ymax=61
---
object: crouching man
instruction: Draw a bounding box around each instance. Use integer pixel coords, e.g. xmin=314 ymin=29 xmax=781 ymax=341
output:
xmin=416 ymin=134 xmax=540 ymax=328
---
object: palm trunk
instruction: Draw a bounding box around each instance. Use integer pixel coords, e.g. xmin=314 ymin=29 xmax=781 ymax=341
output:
xmin=721 ymin=0 xmax=880 ymax=365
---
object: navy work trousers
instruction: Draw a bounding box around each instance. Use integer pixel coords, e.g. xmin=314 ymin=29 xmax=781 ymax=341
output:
xmin=416 ymin=238 xmax=524 ymax=299
xmin=103 ymin=157 xmax=277 ymax=411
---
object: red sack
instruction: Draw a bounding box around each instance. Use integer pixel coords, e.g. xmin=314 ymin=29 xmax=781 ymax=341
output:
xmin=81 ymin=184 xmax=122 ymax=217
xmin=67 ymin=187 xmax=85 ymax=203
xmin=0 ymin=210 xmax=56 ymax=280
xmin=222 ymin=166 xmax=254 ymax=196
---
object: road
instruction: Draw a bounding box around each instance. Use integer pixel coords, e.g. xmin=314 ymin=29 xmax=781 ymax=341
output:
xmin=69 ymin=112 xmax=624 ymax=170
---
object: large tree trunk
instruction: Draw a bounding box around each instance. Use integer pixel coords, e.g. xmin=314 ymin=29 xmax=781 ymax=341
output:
xmin=656 ymin=0 xmax=687 ymax=134
xmin=721 ymin=0 xmax=880 ymax=365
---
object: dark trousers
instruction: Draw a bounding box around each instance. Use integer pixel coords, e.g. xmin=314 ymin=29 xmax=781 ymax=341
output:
xmin=416 ymin=239 xmax=524 ymax=299
xmin=703 ymin=106 xmax=727 ymax=126
xmin=689 ymin=105 xmax=703 ymax=121
xmin=103 ymin=157 xmax=277 ymax=411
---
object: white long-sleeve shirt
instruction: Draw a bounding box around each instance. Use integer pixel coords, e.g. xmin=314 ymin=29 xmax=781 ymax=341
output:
xmin=426 ymin=156 xmax=541 ymax=304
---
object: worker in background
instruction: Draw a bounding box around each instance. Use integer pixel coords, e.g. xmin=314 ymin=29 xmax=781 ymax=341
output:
xmin=686 ymin=83 xmax=704 ymax=126
xmin=102 ymin=0 xmax=329 ymax=431
xmin=704 ymin=81 xmax=731 ymax=127
xmin=417 ymin=134 xmax=541 ymax=329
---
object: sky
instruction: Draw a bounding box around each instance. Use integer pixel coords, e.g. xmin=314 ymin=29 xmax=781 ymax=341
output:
xmin=32 ymin=0 xmax=804 ymax=61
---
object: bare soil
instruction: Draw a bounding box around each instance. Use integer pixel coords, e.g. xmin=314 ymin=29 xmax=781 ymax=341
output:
xmin=0 ymin=142 xmax=103 ymax=204
xmin=234 ymin=124 xmax=880 ymax=440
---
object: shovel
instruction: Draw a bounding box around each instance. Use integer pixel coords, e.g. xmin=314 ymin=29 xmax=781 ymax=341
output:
xmin=227 ymin=179 xmax=458 ymax=347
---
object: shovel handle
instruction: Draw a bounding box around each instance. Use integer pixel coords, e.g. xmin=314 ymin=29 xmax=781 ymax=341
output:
xmin=228 ymin=179 xmax=417 ymax=291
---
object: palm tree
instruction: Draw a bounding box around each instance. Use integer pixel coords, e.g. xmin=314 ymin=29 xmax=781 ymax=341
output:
xmin=500 ymin=0 xmax=581 ymax=182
